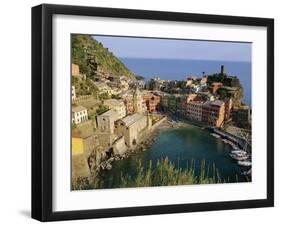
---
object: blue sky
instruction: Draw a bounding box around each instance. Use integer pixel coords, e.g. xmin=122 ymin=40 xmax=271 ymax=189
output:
xmin=93 ymin=35 xmax=251 ymax=62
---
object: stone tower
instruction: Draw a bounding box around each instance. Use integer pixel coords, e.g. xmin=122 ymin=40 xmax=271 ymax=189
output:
xmin=133 ymin=87 xmax=143 ymax=113
xmin=220 ymin=65 xmax=225 ymax=75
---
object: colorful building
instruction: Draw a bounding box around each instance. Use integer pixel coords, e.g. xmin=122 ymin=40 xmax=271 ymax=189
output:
xmin=104 ymin=99 xmax=126 ymax=119
xmin=224 ymin=98 xmax=233 ymax=120
xmin=142 ymin=93 xmax=161 ymax=113
xmin=202 ymin=100 xmax=225 ymax=127
xmin=71 ymin=124 xmax=97 ymax=180
xmin=185 ymin=101 xmax=204 ymax=122
xmin=123 ymin=88 xmax=147 ymax=114
xmin=124 ymin=98 xmax=134 ymax=115
xmin=72 ymin=105 xmax=88 ymax=124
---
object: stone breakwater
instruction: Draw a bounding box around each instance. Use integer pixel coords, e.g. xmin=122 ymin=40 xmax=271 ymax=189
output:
xmin=98 ymin=118 xmax=189 ymax=171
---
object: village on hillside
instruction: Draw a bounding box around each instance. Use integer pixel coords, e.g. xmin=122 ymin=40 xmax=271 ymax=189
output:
xmin=71 ymin=62 xmax=252 ymax=186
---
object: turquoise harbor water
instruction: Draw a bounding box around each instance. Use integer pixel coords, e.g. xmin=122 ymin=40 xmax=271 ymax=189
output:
xmin=99 ymin=125 xmax=249 ymax=188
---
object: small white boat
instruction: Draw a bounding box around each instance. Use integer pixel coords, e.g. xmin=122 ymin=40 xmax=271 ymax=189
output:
xmin=232 ymin=145 xmax=239 ymax=150
xmin=238 ymin=160 xmax=252 ymax=167
xmin=211 ymin=133 xmax=220 ymax=138
xmin=229 ymin=153 xmax=248 ymax=161
xmin=222 ymin=139 xmax=228 ymax=143
xmin=231 ymin=150 xmax=247 ymax=155
xmin=231 ymin=152 xmax=247 ymax=157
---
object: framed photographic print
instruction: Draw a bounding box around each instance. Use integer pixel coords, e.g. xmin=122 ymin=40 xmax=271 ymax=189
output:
xmin=31 ymin=4 xmax=274 ymax=221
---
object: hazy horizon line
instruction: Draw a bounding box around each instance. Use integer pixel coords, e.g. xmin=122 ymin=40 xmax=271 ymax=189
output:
xmin=119 ymin=57 xmax=251 ymax=63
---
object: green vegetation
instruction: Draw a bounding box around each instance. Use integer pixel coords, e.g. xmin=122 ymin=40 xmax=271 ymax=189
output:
xmin=72 ymin=76 xmax=99 ymax=97
xmin=99 ymin=92 xmax=110 ymax=100
xmin=135 ymin=75 xmax=145 ymax=80
xmin=217 ymin=86 xmax=244 ymax=107
xmin=207 ymin=72 xmax=244 ymax=106
xmin=207 ymin=73 xmax=241 ymax=88
xmin=71 ymin=123 xmax=77 ymax=129
xmin=72 ymin=34 xmax=135 ymax=80
xmin=72 ymin=158 xmax=230 ymax=190
xmin=96 ymin=104 xmax=109 ymax=115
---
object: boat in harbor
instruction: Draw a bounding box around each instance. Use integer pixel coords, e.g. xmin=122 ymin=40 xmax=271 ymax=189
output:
xmin=210 ymin=133 xmax=220 ymax=138
xmin=221 ymin=139 xmax=239 ymax=149
xmin=229 ymin=153 xmax=248 ymax=161
xmin=231 ymin=150 xmax=247 ymax=155
xmin=238 ymin=160 xmax=252 ymax=167
xmin=229 ymin=142 xmax=239 ymax=149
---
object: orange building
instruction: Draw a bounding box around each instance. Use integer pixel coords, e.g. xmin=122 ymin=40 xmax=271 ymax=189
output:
xmin=202 ymin=100 xmax=225 ymax=127
xmin=181 ymin=94 xmax=205 ymax=121
xmin=224 ymin=98 xmax=233 ymax=120
xmin=185 ymin=101 xmax=204 ymax=122
xmin=124 ymin=99 xmax=134 ymax=114
xmin=142 ymin=93 xmax=161 ymax=113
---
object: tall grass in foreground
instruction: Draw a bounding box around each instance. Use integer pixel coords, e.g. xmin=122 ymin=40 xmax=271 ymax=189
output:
xmin=72 ymin=158 xmax=230 ymax=190
xmin=119 ymin=158 xmax=223 ymax=188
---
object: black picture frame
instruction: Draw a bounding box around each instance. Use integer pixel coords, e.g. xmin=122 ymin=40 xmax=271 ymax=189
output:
xmin=32 ymin=3 xmax=274 ymax=222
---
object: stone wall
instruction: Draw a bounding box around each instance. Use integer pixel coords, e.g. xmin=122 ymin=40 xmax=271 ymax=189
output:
xmin=71 ymin=154 xmax=90 ymax=180
xmin=97 ymin=132 xmax=115 ymax=148
xmin=72 ymin=95 xmax=92 ymax=104
xmin=150 ymin=116 xmax=167 ymax=131
xmin=112 ymin=136 xmax=127 ymax=155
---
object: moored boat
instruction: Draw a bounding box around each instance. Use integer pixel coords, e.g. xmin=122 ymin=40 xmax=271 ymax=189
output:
xmin=238 ymin=160 xmax=252 ymax=167
xmin=231 ymin=150 xmax=247 ymax=155
xmin=232 ymin=145 xmax=239 ymax=150
xmin=229 ymin=153 xmax=248 ymax=161
xmin=222 ymin=139 xmax=228 ymax=143
xmin=210 ymin=133 xmax=220 ymax=138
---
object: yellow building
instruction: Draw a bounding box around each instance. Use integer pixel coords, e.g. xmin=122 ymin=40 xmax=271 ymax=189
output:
xmin=72 ymin=137 xmax=84 ymax=155
xmin=71 ymin=122 xmax=97 ymax=180
xmin=71 ymin=135 xmax=90 ymax=180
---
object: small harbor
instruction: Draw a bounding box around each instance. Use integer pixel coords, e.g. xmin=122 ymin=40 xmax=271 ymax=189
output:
xmin=98 ymin=123 xmax=251 ymax=189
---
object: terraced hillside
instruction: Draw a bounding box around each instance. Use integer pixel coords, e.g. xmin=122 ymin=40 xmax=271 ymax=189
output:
xmin=71 ymin=34 xmax=135 ymax=80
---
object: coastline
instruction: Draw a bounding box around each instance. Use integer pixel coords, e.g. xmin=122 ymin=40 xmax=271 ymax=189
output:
xmin=98 ymin=117 xmax=191 ymax=171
